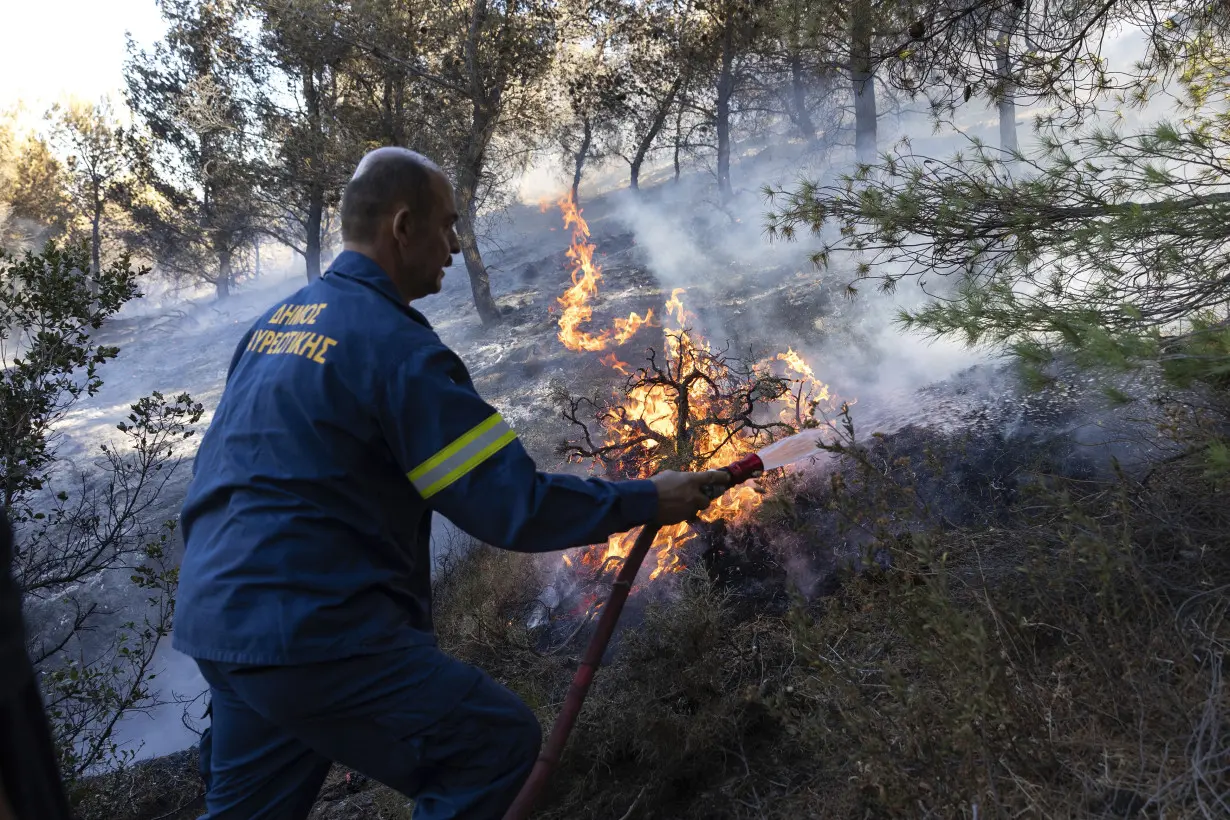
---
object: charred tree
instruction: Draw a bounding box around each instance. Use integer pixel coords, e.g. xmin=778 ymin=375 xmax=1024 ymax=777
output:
xmin=553 ymin=332 xmax=800 ymax=477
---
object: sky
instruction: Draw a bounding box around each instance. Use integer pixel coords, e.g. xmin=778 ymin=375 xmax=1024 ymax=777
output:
xmin=0 ymin=0 xmax=166 ymax=125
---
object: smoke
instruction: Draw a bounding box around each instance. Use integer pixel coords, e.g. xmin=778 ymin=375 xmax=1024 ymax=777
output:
xmin=542 ymin=20 xmax=1172 ymax=442
xmin=582 ymin=127 xmax=990 ymax=424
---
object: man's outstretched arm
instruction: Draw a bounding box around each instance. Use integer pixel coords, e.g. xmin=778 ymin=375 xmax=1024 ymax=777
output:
xmin=377 ymin=344 xmax=725 ymax=552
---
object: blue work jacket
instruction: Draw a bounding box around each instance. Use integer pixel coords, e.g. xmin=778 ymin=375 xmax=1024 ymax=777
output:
xmin=171 ymin=250 xmax=658 ymax=665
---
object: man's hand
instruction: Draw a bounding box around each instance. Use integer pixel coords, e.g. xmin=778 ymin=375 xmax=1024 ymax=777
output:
xmin=649 ymin=469 xmax=732 ymax=526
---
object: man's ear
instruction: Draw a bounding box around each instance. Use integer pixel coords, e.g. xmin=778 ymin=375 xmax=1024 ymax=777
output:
xmin=391 ymin=207 xmax=412 ymax=243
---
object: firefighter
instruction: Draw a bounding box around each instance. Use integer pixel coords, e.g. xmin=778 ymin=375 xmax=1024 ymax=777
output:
xmin=173 ymin=147 xmax=729 ymax=819
xmin=0 ymin=506 xmax=74 ymax=820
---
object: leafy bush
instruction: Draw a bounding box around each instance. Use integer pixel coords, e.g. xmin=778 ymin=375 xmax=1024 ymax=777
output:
xmin=1 ymin=241 xmax=202 ymax=782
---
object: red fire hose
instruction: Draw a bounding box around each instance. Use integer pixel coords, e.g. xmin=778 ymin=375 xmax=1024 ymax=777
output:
xmin=501 ymin=454 xmax=764 ymax=820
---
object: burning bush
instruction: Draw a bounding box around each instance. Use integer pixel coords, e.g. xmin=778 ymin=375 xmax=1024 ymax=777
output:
xmin=550 ymin=310 xmax=836 ymax=583
xmin=546 ymin=193 xmax=842 ymax=585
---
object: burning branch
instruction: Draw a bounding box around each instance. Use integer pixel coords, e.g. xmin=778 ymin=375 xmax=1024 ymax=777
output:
xmin=556 ymin=330 xmax=799 ymax=475
xmin=551 ymin=300 xmax=840 ymax=581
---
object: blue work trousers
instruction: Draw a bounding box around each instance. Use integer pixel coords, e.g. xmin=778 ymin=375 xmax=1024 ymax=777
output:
xmin=194 ymin=644 xmax=541 ymax=819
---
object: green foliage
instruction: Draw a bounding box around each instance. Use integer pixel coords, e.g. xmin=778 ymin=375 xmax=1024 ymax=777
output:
xmin=124 ymin=0 xmax=263 ymax=297
xmin=40 ymin=409 xmax=198 ymax=782
xmin=0 ymin=127 xmax=72 ymax=249
xmin=46 ymin=97 xmax=131 ymax=275
xmin=1 ymin=242 xmax=203 ymax=782
xmin=0 ymin=242 xmax=140 ymax=506
xmin=767 ymin=15 xmax=1230 ymax=396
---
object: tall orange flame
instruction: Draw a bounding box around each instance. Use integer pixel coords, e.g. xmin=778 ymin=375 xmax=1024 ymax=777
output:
xmin=555 ymin=193 xmax=655 ymax=352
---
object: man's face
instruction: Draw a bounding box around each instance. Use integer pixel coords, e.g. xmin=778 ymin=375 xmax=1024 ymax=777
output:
xmin=394 ymin=172 xmax=461 ymax=301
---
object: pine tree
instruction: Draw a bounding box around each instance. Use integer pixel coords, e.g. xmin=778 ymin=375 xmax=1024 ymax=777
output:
xmin=125 ymin=0 xmax=262 ymax=300
xmin=767 ymin=5 xmax=1230 ymax=396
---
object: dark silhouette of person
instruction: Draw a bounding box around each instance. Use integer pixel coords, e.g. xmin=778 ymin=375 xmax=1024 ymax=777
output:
xmin=0 ymin=505 xmax=73 ymax=818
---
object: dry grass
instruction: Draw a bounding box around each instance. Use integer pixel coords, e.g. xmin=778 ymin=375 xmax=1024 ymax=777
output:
xmin=769 ymin=453 xmax=1230 ymax=818
xmin=71 ymin=750 xmax=204 ymax=820
xmin=72 ymin=752 xmax=415 ymax=820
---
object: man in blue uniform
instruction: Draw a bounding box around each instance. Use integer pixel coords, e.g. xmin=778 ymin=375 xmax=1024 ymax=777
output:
xmin=173 ymin=147 xmax=728 ymax=819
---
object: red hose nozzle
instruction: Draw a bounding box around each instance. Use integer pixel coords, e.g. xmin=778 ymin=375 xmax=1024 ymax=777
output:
xmin=702 ymin=453 xmax=764 ymax=499
xmin=722 ymin=453 xmax=764 ymax=485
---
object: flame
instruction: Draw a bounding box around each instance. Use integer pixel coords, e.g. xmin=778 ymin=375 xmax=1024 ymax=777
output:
xmin=612 ymin=311 xmax=654 ymax=344
xmin=555 ymin=192 xmax=655 ymax=352
xmin=549 ymin=198 xmax=842 ymax=585
xmin=772 ymin=347 xmax=835 ymax=427
xmin=665 ymin=288 xmax=686 ymax=324
xmin=599 ymin=352 xmax=632 ymax=375
xmin=777 ymin=348 xmax=814 ymax=381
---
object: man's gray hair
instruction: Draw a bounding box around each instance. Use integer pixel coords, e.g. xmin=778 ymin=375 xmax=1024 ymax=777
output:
xmin=340 ymin=148 xmax=444 ymax=243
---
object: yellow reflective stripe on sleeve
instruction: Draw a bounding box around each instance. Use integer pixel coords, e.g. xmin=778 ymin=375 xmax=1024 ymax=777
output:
xmin=408 ymin=413 xmax=517 ymax=499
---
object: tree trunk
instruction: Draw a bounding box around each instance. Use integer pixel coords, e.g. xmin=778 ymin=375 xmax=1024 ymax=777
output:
xmin=630 ymin=74 xmax=684 ymax=191
xmin=303 ymin=65 xmax=324 ymax=282
xmin=452 ymin=0 xmax=502 ymax=326
xmin=90 ymin=200 xmax=102 ymax=277
xmin=455 ymin=105 xmax=501 ymax=326
xmin=216 ymin=246 xmax=232 ymax=300
xmin=87 ymin=193 xmax=102 ymax=297
xmin=571 ymin=117 xmax=593 ymax=205
xmin=382 ymin=74 xmax=396 ymax=145
xmin=996 ymin=4 xmax=1021 ymax=156
xmin=851 ymin=0 xmax=877 ymax=166
xmin=254 ymin=238 xmax=261 ymax=279
xmin=456 ymin=196 xmax=500 ymax=325
xmin=715 ymin=27 xmax=736 ymax=202
xmin=789 ymin=53 xmax=816 ymax=141
xmin=673 ymin=105 xmax=684 ymax=183
xmin=305 ymin=194 xmax=323 ymax=282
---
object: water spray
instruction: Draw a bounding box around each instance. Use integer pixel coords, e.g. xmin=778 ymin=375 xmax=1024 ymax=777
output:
xmin=502 ymin=430 xmax=820 ymax=820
